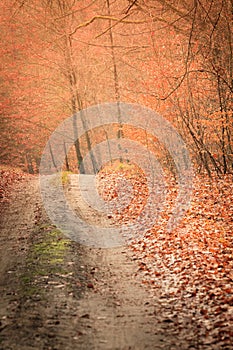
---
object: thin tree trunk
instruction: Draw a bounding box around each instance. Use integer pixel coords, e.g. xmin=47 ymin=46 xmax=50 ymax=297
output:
xmin=106 ymin=0 xmax=124 ymax=163
xmin=63 ymin=141 xmax=70 ymax=171
xmin=49 ymin=140 xmax=58 ymax=172
xmin=66 ymin=34 xmax=97 ymax=174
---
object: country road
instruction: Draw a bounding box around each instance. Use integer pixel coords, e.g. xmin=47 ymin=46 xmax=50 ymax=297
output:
xmin=0 ymin=177 xmax=176 ymax=350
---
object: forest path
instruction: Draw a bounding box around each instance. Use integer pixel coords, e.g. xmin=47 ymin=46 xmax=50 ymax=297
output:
xmin=0 ymin=177 xmax=174 ymax=350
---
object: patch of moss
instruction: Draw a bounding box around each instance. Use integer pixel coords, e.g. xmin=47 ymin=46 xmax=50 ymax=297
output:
xmin=61 ymin=171 xmax=72 ymax=185
xmin=99 ymin=160 xmax=143 ymax=179
xmin=20 ymin=226 xmax=70 ymax=297
xmin=49 ymin=171 xmax=72 ymax=187
xmin=21 ymin=275 xmax=32 ymax=284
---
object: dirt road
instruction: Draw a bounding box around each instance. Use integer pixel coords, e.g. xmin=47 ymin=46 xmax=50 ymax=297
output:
xmin=0 ymin=177 xmax=176 ymax=350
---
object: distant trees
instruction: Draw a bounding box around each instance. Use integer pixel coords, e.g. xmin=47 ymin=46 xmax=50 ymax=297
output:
xmin=1 ymin=0 xmax=232 ymax=175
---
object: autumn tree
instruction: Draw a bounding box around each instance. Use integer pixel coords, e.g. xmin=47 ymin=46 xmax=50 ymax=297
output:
xmin=127 ymin=0 xmax=233 ymax=174
xmin=1 ymin=0 xmax=232 ymax=175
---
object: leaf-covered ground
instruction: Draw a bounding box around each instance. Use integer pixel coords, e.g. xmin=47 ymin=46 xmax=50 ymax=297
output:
xmin=0 ymin=166 xmax=29 ymax=204
xmin=1 ymin=164 xmax=232 ymax=348
xmin=97 ymin=165 xmax=233 ymax=349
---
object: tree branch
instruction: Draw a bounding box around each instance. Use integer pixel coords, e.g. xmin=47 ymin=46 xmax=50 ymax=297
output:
xmin=69 ymin=15 xmax=147 ymax=36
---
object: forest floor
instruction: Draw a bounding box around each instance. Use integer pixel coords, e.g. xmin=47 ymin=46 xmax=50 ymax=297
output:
xmin=0 ymin=171 xmax=232 ymax=350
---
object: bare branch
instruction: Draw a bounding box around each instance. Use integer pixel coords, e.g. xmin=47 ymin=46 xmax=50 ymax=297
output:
xmin=54 ymin=0 xmax=98 ymax=20
xmin=95 ymin=13 xmax=132 ymax=39
xmin=125 ymin=0 xmax=138 ymax=14
xmin=73 ymin=38 xmax=149 ymax=50
xmin=69 ymin=15 xmax=147 ymax=36
xmin=160 ymin=2 xmax=198 ymax=100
